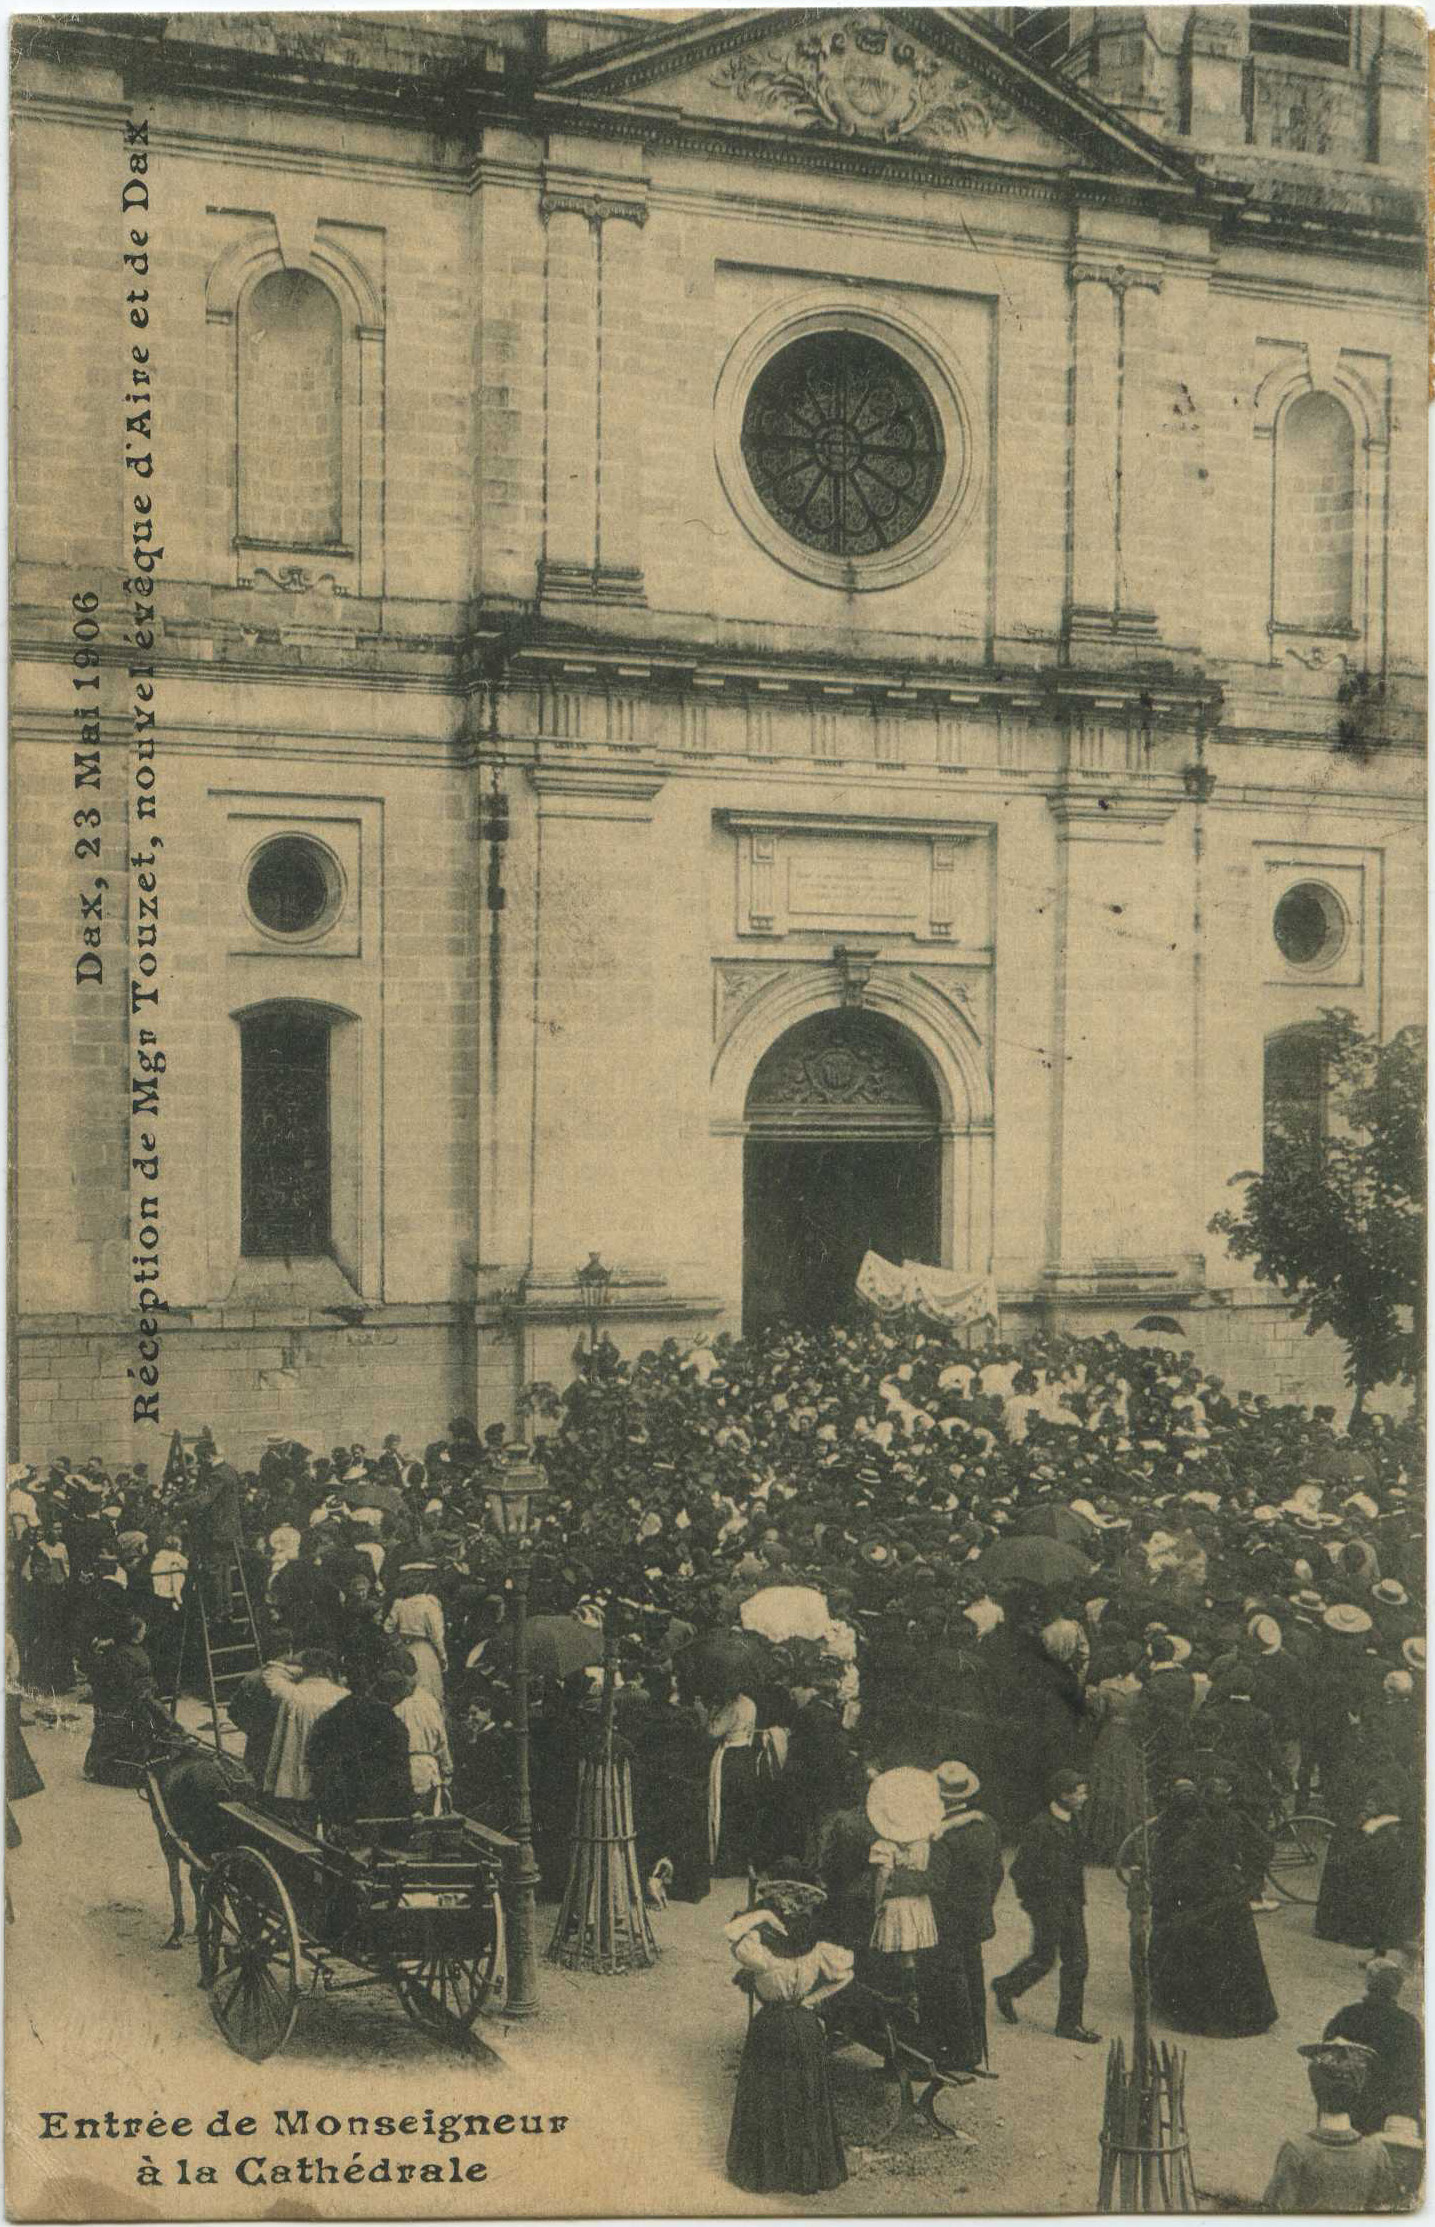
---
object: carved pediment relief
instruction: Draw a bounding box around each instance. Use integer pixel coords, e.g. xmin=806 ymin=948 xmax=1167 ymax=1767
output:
xmin=538 ymin=8 xmax=1198 ymax=186
xmin=697 ymin=15 xmax=1030 ymax=154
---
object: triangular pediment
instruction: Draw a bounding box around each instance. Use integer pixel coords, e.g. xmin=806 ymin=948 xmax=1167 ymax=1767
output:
xmin=537 ymin=9 xmax=1198 ymax=188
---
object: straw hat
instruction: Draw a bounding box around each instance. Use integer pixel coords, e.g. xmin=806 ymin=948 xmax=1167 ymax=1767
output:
xmin=934 ymin=1761 xmax=981 ymax=1806
xmin=1323 ymin=1603 xmax=1373 ymax=1636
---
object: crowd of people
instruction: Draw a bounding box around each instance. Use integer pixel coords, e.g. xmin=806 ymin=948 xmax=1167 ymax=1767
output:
xmin=5 ymin=1315 xmax=1425 ymax=2198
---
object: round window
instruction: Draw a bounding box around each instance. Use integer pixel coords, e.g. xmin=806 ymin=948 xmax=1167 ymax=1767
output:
xmin=246 ymin=836 xmax=341 ymax=938
xmin=740 ymin=331 xmax=945 ymax=560
xmin=1273 ymin=881 xmax=1347 ymax=969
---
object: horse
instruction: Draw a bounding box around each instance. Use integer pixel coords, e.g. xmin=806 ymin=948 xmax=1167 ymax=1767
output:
xmin=135 ymin=1704 xmax=254 ymax=1952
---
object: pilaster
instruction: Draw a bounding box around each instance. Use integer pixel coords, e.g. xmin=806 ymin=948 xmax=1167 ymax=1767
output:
xmin=538 ymin=171 xmax=649 ymax=610
xmin=1045 ymin=785 xmax=1191 ymax=1279
xmin=539 ymin=186 xmax=600 ymax=599
xmin=525 ymin=756 xmax=666 ymax=1273
xmin=1067 ymin=257 xmax=1163 ymax=661
xmin=595 ymin=201 xmax=648 ymax=603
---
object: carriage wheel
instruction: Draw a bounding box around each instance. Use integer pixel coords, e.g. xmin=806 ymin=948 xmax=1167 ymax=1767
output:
xmin=395 ymin=1894 xmax=504 ymax=2047
xmin=200 ymin=1847 xmax=302 ymax=2061
xmin=1268 ymin=1813 xmax=1334 ymax=1905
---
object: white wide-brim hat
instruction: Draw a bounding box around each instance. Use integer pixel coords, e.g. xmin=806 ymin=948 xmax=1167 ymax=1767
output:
xmin=867 ymin=1766 xmax=944 ymax=1844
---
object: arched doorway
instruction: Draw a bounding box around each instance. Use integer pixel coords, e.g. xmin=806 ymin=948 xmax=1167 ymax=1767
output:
xmin=742 ymin=1010 xmax=941 ymax=1335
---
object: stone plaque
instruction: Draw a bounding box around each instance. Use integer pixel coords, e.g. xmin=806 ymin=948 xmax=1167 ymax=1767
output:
xmin=729 ymin=817 xmax=990 ymax=944
xmin=787 ymin=840 xmax=915 ymax=922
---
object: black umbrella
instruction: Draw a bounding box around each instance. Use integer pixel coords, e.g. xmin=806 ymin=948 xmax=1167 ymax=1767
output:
xmin=977 ymin=1535 xmax=1095 ymax=1590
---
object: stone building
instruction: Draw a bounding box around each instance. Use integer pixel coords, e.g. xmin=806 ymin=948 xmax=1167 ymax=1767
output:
xmin=10 ymin=6 xmax=1426 ymax=1464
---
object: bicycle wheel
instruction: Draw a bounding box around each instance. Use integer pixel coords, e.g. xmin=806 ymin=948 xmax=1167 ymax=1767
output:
xmin=1268 ymin=1813 xmax=1334 ymax=1905
xmin=1114 ymin=1820 xmax=1157 ymax=1889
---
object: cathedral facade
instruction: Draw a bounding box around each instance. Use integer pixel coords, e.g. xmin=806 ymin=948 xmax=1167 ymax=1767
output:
xmin=11 ymin=7 xmax=1426 ymax=1464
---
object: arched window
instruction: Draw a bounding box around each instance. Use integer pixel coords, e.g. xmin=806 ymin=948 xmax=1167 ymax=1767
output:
xmin=1274 ymin=391 xmax=1355 ymax=632
xmin=240 ymin=1003 xmax=333 ymax=1257
xmin=1264 ymin=1026 xmax=1329 ymax=1165
xmin=238 ymin=270 xmax=343 ymax=547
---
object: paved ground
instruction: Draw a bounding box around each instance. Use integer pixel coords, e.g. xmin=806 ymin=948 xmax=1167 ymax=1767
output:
xmin=5 ymin=1711 xmax=1390 ymax=2220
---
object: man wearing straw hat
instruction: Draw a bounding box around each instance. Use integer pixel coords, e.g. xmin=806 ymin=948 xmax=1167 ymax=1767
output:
xmin=927 ymin=1761 xmax=1003 ymax=2074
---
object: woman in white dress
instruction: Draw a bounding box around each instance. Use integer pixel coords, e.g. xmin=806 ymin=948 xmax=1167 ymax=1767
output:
xmin=384 ymin=1579 xmax=447 ymax=1706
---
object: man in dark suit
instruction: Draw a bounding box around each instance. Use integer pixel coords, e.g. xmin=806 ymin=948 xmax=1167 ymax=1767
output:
xmin=992 ymin=1767 xmax=1101 ymax=2044
xmin=773 ymin=1668 xmax=854 ymax=1868
xmin=925 ymin=1761 xmax=1004 ymax=2073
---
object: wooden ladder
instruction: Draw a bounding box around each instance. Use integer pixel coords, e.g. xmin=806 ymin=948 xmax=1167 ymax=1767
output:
xmin=192 ymin=1554 xmax=265 ymax=1753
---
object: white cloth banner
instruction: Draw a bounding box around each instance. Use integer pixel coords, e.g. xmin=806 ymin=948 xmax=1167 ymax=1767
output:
xmin=856 ymin=1251 xmax=998 ymax=1330
xmin=856 ymin=1249 xmax=910 ymax=1314
xmin=902 ymin=1260 xmax=999 ymax=1330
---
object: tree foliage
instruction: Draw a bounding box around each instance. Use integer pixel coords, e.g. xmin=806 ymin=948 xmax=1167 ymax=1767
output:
xmin=1209 ymin=1013 xmax=1426 ymax=1414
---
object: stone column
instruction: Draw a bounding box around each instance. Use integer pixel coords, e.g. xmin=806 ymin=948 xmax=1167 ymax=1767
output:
xmin=594 ymin=197 xmax=648 ymax=604
xmin=539 ymin=192 xmax=599 ymax=601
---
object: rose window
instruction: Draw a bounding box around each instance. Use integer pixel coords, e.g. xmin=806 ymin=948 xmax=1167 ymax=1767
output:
xmin=740 ymin=332 xmax=946 ymax=559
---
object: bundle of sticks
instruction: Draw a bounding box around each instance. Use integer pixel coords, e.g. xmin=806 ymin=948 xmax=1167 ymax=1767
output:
xmin=547 ymin=1639 xmax=659 ymax=1976
xmin=1097 ymin=2039 xmax=1197 ymax=2213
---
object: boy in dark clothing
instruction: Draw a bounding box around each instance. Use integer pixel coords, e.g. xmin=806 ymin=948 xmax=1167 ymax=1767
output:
xmin=992 ymin=1768 xmax=1100 ymax=2044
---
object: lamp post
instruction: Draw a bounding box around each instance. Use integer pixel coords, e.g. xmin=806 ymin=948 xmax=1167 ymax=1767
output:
xmin=575 ymin=1251 xmax=614 ymax=1354
xmin=485 ymin=1448 xmax=547 ymax=2020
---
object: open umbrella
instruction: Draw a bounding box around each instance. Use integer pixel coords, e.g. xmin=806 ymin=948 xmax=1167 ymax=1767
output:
xmin=739 ymin=1584 xmax=829 ymax=1644
xmin=342 ymin=1480 xmax=406 ymax=1517
xmin=673 ymin=1629 xmax=766 ymax=1704
xmin=493 ymin=1615 xmax=604 ymax=1683
xmin=1015 ymin=1505 xmax=1097 ymax=1549
xmin=1310 ymin=1446 xmax=1377 ymax=1487
xmin=977 ymin=1534 xmax=1094 ymax=1590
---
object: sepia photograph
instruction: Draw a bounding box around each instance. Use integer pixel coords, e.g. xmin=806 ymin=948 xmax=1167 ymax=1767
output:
xmin=5 ymin=2 xmax=1427 ymax=2216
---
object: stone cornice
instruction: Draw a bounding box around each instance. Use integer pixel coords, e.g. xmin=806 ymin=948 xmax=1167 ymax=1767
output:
xmin=1047 ymin=783 xmax=1185 ymax=838
xmin=528 ymin=758 xmax=665 ymax=820
xmin=717 ymin=806 xmax=991 ymax=840
xmin=530 ymin=96 xmax=1201 ymax=216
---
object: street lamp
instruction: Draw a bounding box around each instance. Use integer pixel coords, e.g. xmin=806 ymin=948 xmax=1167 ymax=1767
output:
xmin=486 ymin=1448 xmax=548 ymax=2020
xmin=575 ymin=1251 xmax=614 ymax=1354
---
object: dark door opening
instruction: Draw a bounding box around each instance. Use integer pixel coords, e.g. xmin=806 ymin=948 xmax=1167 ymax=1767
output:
xmin=742 ymin=1137 xmax=940 ymax=1337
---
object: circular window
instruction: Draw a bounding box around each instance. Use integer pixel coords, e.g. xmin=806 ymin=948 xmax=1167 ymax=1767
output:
xmin=246 ymin=836 xmax=341 ymax=939
xmin=740 ymin=332 xmax=945 ymax=560
xmin=1273 ymin=881 xmax=1347 ymax=969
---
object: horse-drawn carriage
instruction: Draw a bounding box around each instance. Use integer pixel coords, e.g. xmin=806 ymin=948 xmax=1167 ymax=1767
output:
xmin=145 ymin=1756 xmax=514 ymax=2062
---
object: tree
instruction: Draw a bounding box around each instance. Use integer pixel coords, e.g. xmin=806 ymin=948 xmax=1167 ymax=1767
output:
xmin=1209 ymin=1013 xmax=1425 ymax=1421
